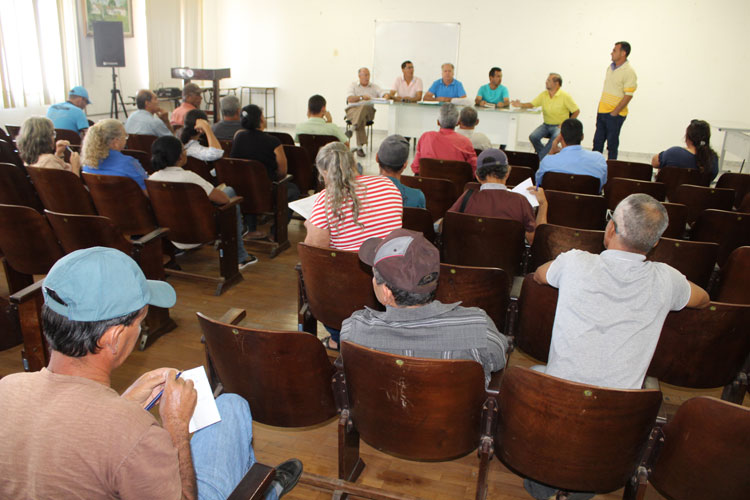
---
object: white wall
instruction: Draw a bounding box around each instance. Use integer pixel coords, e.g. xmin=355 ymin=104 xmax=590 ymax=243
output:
xmin=201 ymin=0 xmax=750 ymax=156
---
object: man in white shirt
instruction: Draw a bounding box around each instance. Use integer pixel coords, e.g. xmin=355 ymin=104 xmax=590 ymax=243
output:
xmin=457 ymin=106 xmax=492 ymax=151
xmin=345 ymin=67 xmax=387 ymax=157
xmin=388 ymin=60 xmax=423 ymax=103
xmin=125 ymin=90 xmax=174 ymax=137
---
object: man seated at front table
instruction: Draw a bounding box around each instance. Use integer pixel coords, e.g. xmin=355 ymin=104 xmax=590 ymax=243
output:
xmin=387 ymin=60 xmax=423 ymax=102
xmin=423 ymin=63 xmax=467 ymax=102
xmin=411 ymin=103 xmax=477 ymax=175
xmin=535 ymin=118 xmax=608 ymax=192
xmin=346 ymin=67 xmax=388 ymax=157
xmin=524 ymin=193 xmax=710 ymax=500
xmin=511 ymin=73 xmax=579 ymax=160
xmin=475 ymin=67 xmax=509 ymax=108
xmin=457 ymin=106 xmax=492 ymax=152
xmin=341 ymin=228 xmax=509 ymax=387
xmin=211 ymin=95 xmax=242 ymax=141
xmin=294 ymin=94 xmax=349 ymax=145
xmin=0 ymin=246 xmax=303 ymax=500
xmin=377 ymin=134 xmax=425 ymax=208
xmin=125 ymin=89 xmax=174 ymax=137
xmin=446 ymin=148 xmax=548 ymax=244
xmin=46 ymin=86 xmax=90 ymax=135
xmin=170 ymin=83 xmax=203 ymax=128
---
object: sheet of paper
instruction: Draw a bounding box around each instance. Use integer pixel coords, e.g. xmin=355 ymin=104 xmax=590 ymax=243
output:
xmin=511 ymin=177 xmax=539 ymax=208
xmin=288 ymin=194 xmax=318 ymax=220
xmin=180 ymin=366 xmax=221 ymax=433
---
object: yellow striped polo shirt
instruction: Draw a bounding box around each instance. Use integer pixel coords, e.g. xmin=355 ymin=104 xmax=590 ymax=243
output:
xmin=598 ymin=60 xmax=637 ymax=116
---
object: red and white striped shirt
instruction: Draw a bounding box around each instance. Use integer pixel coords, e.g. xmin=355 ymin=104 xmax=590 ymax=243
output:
xmin=308 ymin=175 xmax=403 ymax=251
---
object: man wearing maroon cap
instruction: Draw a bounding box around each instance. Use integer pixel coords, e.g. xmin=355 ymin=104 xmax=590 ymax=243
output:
xmin=340 ymin=229 xmax=508 ymax=385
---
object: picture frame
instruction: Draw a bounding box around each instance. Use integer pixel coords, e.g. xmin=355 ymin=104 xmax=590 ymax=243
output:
xmin=82 ymin=0 xmax=134 ymax=37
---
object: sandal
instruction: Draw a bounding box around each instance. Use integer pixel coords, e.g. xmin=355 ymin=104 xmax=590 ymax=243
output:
xmin=321 ymin=335 xmax=339 ymax=351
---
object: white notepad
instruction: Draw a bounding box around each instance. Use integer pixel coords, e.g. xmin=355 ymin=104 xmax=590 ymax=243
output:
xmin=288 ymin=194 xmax=319 ymax=220
xmin=511 ymin=177 xmax=540 ymax=208
xmin=180 ymin=366 xmax=221 ymax=433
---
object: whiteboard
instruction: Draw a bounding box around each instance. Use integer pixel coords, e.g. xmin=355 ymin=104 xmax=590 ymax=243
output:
xmin=372 ymin=21 xmax=460 ymax=93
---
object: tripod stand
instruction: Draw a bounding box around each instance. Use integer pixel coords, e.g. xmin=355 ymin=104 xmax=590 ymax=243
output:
xmin=109 ymin=67 xmax=128 ymax=119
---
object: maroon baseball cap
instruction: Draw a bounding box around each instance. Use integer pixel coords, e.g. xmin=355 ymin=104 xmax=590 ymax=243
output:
xmin=359 ymin=229 xmax=439 ymax=293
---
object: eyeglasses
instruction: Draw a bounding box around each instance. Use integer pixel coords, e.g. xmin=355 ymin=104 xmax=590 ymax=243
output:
xmin=606 ymin=209 xmax=619 ymax=233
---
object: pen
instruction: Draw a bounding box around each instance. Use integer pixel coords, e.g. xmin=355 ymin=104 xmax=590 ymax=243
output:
xmin=145 ymin=371 xmax=182 ymax=410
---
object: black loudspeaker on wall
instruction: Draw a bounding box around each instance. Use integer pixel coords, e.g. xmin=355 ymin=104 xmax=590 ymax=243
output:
xmin=93 ymin=21 xmax=125 ymax=68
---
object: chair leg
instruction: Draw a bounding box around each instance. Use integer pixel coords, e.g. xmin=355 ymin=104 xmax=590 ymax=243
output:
xmin=338 ymin=409 xmax=365 ymax=483
xmin=139 ymin=306 xmax=177 ymax=350
xmin=296 ymin=264 xmax=317 ymax=334
xmin=9 ymin=281 xmax=47 ymax=372
xmin=215 ymin=206 xmax=243 ymax=296
xmin=270 ymin=182 xmax=290 ymax=259
xmin=2 ymin=259 xmax=33 ymax=295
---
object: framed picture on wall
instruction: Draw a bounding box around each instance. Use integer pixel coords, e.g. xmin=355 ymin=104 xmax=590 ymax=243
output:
xmin=82 ymin=0 xmax=134 ymax=37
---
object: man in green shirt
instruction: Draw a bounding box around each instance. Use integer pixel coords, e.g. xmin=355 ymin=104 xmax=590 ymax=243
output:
xmin=294 ymin=94 xmax=349 ymax=145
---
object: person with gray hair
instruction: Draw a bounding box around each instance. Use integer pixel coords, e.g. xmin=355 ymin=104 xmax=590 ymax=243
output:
xmin=16 ymin=116 xmax=81 ymax=175
xmin=424 ymin=63 xmax=467 ymax=102
xmin=526 ymin=192 xmax=709 ymax=499
xmin=170 ymin=82 xmax=203 ymax=128
xmin=211 ymin=94 xmax=242 ymax=140
xmin=457 ymin=106 xmax=492 ymax=151
xmin=345 ymin=67 xmax=388 ymax=157
xmin=410 ymin=103 xmax=477 ymax=174
xmin=125 ymin=89 xmax=174 ymax=137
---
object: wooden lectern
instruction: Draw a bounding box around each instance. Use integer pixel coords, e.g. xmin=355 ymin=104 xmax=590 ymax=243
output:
xmin=171 ymin=67 xmax=231 ymax=123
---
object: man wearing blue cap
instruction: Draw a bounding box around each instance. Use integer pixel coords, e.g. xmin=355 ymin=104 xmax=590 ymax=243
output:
xmin=0 ymin=247 xmax=302 ymax=499
xmin=46 ymin=85 xmax=91 ymax=135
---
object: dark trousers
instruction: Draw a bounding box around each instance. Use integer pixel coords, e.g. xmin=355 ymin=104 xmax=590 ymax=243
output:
xmin=593 ymin=112 xmax=626 ymax=160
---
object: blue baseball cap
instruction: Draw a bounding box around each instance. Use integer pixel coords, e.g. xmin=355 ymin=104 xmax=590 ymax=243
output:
xmin=69 ymin=86 xmax=91 ymax=104
xmin=43 ymin=247 xmax=176 ymax=321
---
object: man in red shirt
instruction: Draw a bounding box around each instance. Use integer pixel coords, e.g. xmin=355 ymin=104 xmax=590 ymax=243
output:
xmin=411 ymin=103 xmax=477 ymax=174
xmin=170 ymin=83 xmax=203 ymax=128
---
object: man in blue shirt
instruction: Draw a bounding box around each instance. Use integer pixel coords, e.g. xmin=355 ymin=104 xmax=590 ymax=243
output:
xmin=377 ymin=134 xmax=425 ymax=208
xmin=424 ymin=63 xmax=466 ymax=102
xmin=535 ymin=118 xmax=608 ymax=192
xmin=475 ymin=67 xmax=509 ymax=108
xmin=46 ymin=86 xmax=90 ymax=135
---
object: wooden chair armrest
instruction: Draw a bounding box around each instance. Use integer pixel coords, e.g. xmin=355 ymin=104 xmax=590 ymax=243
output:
xmin=226 ymin=462 xmax=276 ymax=500
xmin=273 ymin=174 xmax=293 ymax=186
xmin=217 ymin=196 xmax=244 ymax=211
xmin=131 ymin=227 xmax=170 ymax=246
xmin=9 ymin=280 xmax=44 ymax=305
xmin=219 ymin=308 xmax=246 ymax=325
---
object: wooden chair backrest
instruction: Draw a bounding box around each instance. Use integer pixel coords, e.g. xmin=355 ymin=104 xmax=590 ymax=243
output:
xmin=671 ymin=184 xmax=735 ymax=225
xmin=655 ymin=166 xmax=705 ymax=199
xmin=715 ymin=246 xmax=750 ymax=304
xmin=646 ymin=237 xmax=718 ymax=289
xmin=183 ymin=156 xmax=216 ymax=185
xmin=545 ymin=189 xmax=607 ymax=230
xmin=214 ymin=158 xmax=272 ymax=213
xmin=125 ymin=133 xmax=157 ymax=154
xmin=649 ymin=396 xmax=750 ymax=500
xmin=0 ymin=138 xmax=25 ymax=168
xmin=121 ymin=149 xmax=152 ymax=174
xmin=282 ymin=144 xmax=316 ymax=194
xmin=400 ymin=175 xmax=457 ymax=221
xmin=507 ymin=165 xmax=534 ymax=186
xmin=691 ymin=209 xmax=750 ymax=266
xmin=26 ymin=165 xmax=96 ymax=215
xmin=496 ymin=366 xmax=662 ymax=493
xmin=267 ymin=131 xmax=295 ymax=145
xmin=661 ymin=202 xmax=688 ymax=239
xmin=146 ymin=179 xmax=217 ymax=243
xmin=441 ymin=211 xmax=525 ymax=281
xmin=541 ymin=172 xmax=601 ymax=195
xmin=0 ymin=127 xmax=11 ymax=143
xmin=45 ymin=210 xmax=132 ymax=255
xmin=716 ymin=171 xmax=750 ymax=210
xmin=197 ymin=312 xmax=337 ymax=427
xmin=297 ymin=134 xmax=338 ymax=164
xmin=606 ymin=159 xmax=654 ymax=182
xmin=504 ymin=150 xmax=539 ymax=170
xmin=0 ymin=162 xmax=43 ymax=211
xmin=54 ymin=128 xmax=81 ymax=145
xmin=515 ymin=275 xmax=557 ymax=362
xmin=604 ymin=178 xmax=666 ymax=210
xmin=647 ymin=302 xmax=750 ymax=389
xmin=218 ymin=139 xmax=233 ymax=157
xmin=435 ymin=263 xmax=510 ymax=332
xmin=0 ymin=295 xmax=22 ymax=350
xmin=529 ymin=224 xmax=605 ymax=272
xmin=401 ymin=206 xmax=436 ymax=243
xmin=4 ymin=125 xmax=20 ymax=140
xmin=83 ymin=173 xmax=157 ymax=235
xmin=0 ymin=204 xmax=63 ymax=275
xmin=419 ymin=158 xmax=474 ymax=199
xmin=297 ymin=243 xmax=382 ymax=330
xmin=341 ymin=341 xmax=489 ymax=460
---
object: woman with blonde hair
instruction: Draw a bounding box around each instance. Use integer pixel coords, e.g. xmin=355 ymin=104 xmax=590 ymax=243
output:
xmin=81 ymin=119 xmax=148 ymax=190
xmin=16 ymin=116 xmax=81 ymax=175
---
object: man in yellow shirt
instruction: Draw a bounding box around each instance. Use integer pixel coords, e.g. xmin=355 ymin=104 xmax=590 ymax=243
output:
xmin=512 ymin=73 xmax=579 ymax=159
xmin=593 ymin=41 xmax=637 ymax=160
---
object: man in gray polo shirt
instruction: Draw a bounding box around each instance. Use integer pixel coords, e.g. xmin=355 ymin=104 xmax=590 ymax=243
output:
xmin=125 ymin=89 xmax=174 ymax=137
xmin=526 ymin=193 xmax=709 ymax=500
xmin=340 ymin=228 xmax=508 ymax=386
xmin=211 ymin=95 xmax=243 ymax=140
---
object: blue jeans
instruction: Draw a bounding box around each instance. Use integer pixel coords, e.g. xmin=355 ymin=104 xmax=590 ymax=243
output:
xmin=593 ymin=112 xmax=626 ymax=160
xmin=191 ymin=394 xmax=278 ymax=500
xmin=222 ymin=186 xmax=250 ymax=264
xmin=529 ymin=123 xmax=560 ymax=160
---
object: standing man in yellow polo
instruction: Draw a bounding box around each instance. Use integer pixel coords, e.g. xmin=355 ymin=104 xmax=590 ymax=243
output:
xmin=593 ymin=41 xmax=637 ymax=160
xmin=512 ymin=73 xmax=579 ymax=159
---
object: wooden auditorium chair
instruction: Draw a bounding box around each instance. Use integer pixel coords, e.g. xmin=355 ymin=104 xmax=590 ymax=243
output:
xmin=400 ymin=174 xmax=457 ymax=221
xmin=670 ymin=184 xmax=734 ymax=225
xmin=419 ymin=158 xmax=474 ymax=199
xmin=606 ymin=159 xmax=654 ymax=182
xmin=504 ymin=150 xmax=539 ymax=171
xmin=506 ymin=165 xmax=535 ymax=186
xmin=282 ymin=144 xmax=317 ymax=195
xmin=0 ymin=162 xmax=43 ymax=211
xmin=26 ymin=165 xmax=96 ymax=215
xmin=691 ymin=209 xmax=750 ymax=266
xmin=121 ymin=148 xmax=153 ymax=174
xmin=604 ymin=178 xmax=666 ymax=210
xmin=83 ymin=173 xmax=160 ymax=236
xmin=715 ymin=171 xmax=750 ymax=210
xmin=184 ymin=156 xmax=216 ymax=184
xmin=401 ymin=206 xmax=436 ymax=244
xmin=266 ymin=131 xmax=295 ymax=146
xmin=661 ymin=202 xmax=688 ymax=239
xmin=646 ymin=237 xmax=719 ymax=289
xmin=54 ymin=128 xmax=82 ymax=145
xmin=713 ymin=246 xmax=750 ymax=304
xmin=513 ymin=275 xmax=557 ymax=363
xmin=540 ymin=171 xmax=601 ymax=195
xmin=545 ymin=190 xmax=607 ymax=230
xmin=655 ymin=166 xmax=704 ymax=199
xmin=297 ymin=133 xmax=338 ymax=165
xmin=125 ymin=132 xmax=158 ymax=155
xmin=528 ymin=224 xmax=605 ymax=272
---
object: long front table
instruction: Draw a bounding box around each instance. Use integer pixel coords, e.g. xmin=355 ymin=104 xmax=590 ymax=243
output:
xmin=377 ymin=101 xmax=541 ymax=150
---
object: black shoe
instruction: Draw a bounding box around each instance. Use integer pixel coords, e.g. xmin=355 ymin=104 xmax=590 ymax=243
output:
xmin=345 ymin=129 xmax=353 ymax=139
xmin=272 ymin=458 xmax=303 ymax=497
xmin=239 ymin=255 xmax=258 ymax=270
xmin=356 ymin=147 xmax=366 ymax=157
